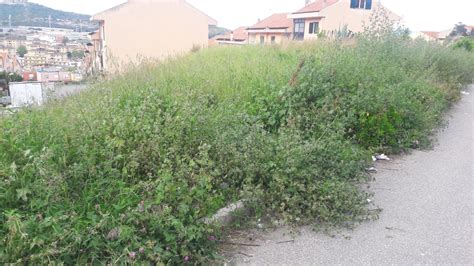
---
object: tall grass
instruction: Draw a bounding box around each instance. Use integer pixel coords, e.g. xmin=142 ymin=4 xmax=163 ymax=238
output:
xmin=1 ymin=36 xmax=473 ymax=264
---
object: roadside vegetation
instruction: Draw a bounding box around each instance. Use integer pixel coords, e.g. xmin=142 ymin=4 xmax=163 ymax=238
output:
xmin=1 ymin=29 xmax=473 ymax=263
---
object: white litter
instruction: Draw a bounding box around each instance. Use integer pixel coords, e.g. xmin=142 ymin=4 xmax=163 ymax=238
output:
xmin=375 ymin=154 xmax=391 ymax=161
xmin=461 ymin=91 xmax=470 ymax=95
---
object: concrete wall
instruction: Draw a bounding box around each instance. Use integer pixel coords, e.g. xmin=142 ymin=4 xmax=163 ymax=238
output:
xmin=94 ymin=0 xmax=213 ymax=71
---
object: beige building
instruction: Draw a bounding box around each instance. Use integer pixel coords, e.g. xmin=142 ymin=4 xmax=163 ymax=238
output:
xmin=288 ymin=0 xmax=401 ymax=40
xmin=91 ymin=0 xmax=217 ymax=73
xmin=246 ymin=0 xmax=399 ymax=45
xmin=247 ymin=13 xmax=294 ymax=45
xmin=24 ymin=51 xmax=47 ymax=68
xmin=0 ymin=52 xmax=21 ymax=73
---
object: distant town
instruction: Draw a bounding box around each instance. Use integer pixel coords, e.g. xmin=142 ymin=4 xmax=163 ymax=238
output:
xmin=0 ymin=0 xmax=96 ymax=83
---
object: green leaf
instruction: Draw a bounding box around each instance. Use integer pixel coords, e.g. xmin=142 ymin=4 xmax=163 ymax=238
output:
xmin=16 ymin=188 xmax=31 ymax=202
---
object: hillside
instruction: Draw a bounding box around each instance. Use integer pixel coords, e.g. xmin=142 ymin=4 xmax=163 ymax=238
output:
xmin=0 ymin=2 xmax=96 ymax=31
xmin=209 ymin=25 xmax=230 ymax=38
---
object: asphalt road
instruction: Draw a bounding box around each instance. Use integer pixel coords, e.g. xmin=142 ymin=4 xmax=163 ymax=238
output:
xmin=235 ymin=86 xmax=473 ymax=265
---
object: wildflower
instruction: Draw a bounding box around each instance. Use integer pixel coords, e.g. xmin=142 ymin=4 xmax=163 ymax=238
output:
xmin=139 ymin=247 xmax=145 ymax=254
xmin=129 ymin=252 xmax=136 ymax=259
xmin=208 ymin=236 xmax=216 ymax=241
xmin=184 ymin=256 xmax=190 ymax=262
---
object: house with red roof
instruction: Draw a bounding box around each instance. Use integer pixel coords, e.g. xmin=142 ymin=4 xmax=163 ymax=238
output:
xmin=413 ymin=25 xmax=474 ymax=42
xmin=288 ymin=0 xmax=400 ymax=40
xmin=246 ymin=13 xmax=294 ymax=45
xmin=246 ymin=0 xmax=399 ymax=44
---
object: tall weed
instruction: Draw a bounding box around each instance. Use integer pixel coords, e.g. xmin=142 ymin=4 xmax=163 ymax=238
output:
xmin=0 ymin=35 xmax=473 ymax=263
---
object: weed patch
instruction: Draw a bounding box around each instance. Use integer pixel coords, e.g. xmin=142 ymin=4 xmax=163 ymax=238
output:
xmin=0 ymin=37 xmax=473 ymax=263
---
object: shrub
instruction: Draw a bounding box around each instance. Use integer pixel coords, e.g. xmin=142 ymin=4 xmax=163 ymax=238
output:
xmin=1 ymin=35 xmax=473 ymax=263
xmin=453 ymin=37 xmax=474 ymax=52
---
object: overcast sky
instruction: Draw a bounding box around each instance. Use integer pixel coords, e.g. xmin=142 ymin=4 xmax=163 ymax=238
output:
xmin=29 ymin=0 xmax=474 ymax=32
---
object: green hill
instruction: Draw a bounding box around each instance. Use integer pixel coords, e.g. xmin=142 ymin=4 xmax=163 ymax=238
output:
xmin=0 ymin=2 xmax=96 ymax=30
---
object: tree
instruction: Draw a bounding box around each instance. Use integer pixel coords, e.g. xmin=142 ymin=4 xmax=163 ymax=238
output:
xmin=16 ymin=45 xmax=28 ymax=58
xmin=8 ymin=72 xmax=23 ymax=82
xmin=449 ymin=22 xmax=468 ymax=37
xmin=0 ymin=71 xmax=23 ymax=82
xmin=71 ymin=50 xmax=85 ymax=59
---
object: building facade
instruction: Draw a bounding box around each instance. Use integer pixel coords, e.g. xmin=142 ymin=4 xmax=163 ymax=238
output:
xmin=91 ymin=0 xmax=217 ymax=73
xmin=288 ymin=0 xmax=401 ymax=41
xmin=246 ymin=0 xmax=400 ymax=45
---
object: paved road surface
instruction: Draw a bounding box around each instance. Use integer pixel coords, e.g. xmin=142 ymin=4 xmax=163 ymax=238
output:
xmin=235 ymin=86 xmax=473 ymax=265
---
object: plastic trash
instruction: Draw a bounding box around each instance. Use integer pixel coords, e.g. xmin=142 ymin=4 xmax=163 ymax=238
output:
xmin=461 ymin=91 xmax=470 ymax=95
xmin=374 ymin=154 xmax=391 ymax=161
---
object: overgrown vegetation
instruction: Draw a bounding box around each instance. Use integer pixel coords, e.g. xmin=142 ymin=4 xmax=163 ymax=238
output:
xmin=453 ymin=37 xmax=474 ymax=52
xmin=1 ymin=32 xmax=473 ymax=263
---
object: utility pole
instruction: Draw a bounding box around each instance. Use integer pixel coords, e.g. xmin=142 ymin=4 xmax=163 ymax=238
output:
xmin=8 ymin=14 xmax=12 ymax=28
xmin=48 ymin=15 xmax=51 ymax=28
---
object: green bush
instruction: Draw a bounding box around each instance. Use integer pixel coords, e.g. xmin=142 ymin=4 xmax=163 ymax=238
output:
xmin=1 ymin=36 xmax=473 ymax=264
xmin=453 ymin=37 xmax=474 ymax=52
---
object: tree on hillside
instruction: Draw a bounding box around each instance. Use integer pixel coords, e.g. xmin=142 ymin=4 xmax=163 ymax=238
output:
xmin=16 ymin=45 xmax=28 ymax=58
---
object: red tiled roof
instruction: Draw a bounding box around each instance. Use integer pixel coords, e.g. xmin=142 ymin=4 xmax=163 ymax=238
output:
xmin=232 ymin=26 xmax=248 ymax=40
xmin=293 ymin=0 xmax=339 ymax=14
xmin=466 ymin=25 xmax=474 ymax=32
xmin=248 ymin=13 xmax=293 ymax=30
xmin=421 ymin=31 xmax=440 ymax=39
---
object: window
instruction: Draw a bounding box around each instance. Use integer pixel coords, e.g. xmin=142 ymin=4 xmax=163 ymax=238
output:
xmin=309 ymin=22 xmax=319 ymax=34
xmin=350 ymin=0 xmax=372 ymax=10
xmin=294 ymin=19 xmax=305 ymax=40
xmin=271 ymin=36 xmax=276 ymax=44
xmin=260 ymin=35 xmax=265 ymax=44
